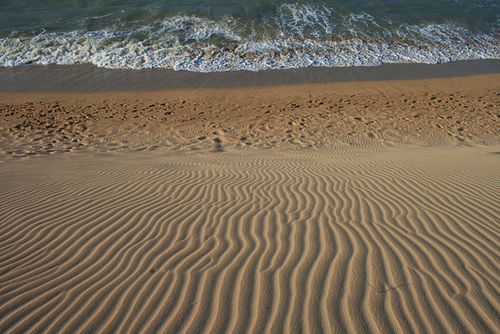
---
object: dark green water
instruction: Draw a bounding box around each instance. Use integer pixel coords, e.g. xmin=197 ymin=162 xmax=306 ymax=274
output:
xmin=0 ymin=0 xmax=498 ymax=71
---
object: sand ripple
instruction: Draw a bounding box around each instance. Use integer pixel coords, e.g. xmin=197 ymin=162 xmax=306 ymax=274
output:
xmin=0 ymin=146 xmax=499 ymax=333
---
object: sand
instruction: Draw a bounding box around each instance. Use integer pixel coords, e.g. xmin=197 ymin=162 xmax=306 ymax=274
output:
xmin=0 ymin=72 xmax=499 ymax=333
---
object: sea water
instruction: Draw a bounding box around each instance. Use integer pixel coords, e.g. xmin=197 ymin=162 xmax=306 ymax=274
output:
xmin=0 ymin=0 xmax=498 ymax=72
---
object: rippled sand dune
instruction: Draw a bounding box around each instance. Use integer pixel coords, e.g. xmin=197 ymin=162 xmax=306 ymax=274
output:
xmin=1 ymin=146 xmax=499 ymax=333
xmin=1 ymin=74 xmax=499 ymax=333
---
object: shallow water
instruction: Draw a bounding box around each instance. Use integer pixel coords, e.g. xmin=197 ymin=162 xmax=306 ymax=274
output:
xmin=0 ymin=0 xmax=499 ymax=71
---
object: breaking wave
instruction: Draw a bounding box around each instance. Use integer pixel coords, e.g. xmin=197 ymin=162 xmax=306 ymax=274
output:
xmin=0 ymin=4 xmax=498 ymax=72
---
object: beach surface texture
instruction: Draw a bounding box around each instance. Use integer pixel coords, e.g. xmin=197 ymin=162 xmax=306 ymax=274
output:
xmin=1 ymin=71 xmax=499 ymax=333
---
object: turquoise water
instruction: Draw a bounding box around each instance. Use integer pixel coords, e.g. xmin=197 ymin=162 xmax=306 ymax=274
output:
xmin=0 ymin=0 xmax=499 ymax=71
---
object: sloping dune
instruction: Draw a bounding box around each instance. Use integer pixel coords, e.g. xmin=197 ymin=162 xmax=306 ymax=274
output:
xmin=1 ymin=145 xmax=499 ymax=333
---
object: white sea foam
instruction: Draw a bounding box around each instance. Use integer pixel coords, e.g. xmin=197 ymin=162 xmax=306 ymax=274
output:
xmin=0 ymin=6 xmax=498 ymax=72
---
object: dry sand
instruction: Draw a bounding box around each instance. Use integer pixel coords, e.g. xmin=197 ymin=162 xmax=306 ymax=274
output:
xmin=0 ymin=73 xmax=499 ymax=333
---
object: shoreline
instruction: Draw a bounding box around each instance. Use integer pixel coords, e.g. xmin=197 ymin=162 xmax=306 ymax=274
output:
xmin=1 ymin=59 xmax=500 ymax=92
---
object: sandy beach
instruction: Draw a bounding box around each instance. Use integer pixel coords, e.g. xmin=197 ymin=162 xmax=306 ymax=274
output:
xmin=1 ymin=71 xmax=499 ymax=333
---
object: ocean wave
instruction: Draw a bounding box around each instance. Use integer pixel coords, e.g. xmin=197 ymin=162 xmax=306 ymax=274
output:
xmin=0 ymin=5 xmax=498 ymax=72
